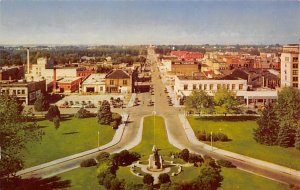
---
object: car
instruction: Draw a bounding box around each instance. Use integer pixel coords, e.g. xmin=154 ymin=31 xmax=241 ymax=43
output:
xmin=70 ymin=105 xmax=83 ymax=108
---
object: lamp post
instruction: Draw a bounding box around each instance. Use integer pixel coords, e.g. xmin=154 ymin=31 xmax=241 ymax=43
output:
xmin=98 ymin=130 xmax=100 ymax=150
xmin=210 ymin=131 xmax=213 ymax=151
xmin=152 ymin=111 xmax=156 ymax=146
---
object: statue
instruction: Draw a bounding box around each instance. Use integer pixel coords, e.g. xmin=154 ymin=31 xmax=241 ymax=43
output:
xmin=148 ymin=145 xmax=164 ymax=171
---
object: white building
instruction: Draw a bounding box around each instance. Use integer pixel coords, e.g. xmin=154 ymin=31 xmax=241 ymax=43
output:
xmin=281 ymin=44 xmax=300 ymax=89
xmin=174 ymin=75 xmax=248 ymax=104
xmin=81 ymin=73 xmax=106 ymax=94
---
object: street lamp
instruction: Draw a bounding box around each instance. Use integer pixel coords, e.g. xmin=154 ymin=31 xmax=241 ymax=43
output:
xmin=210 ymin=131 xmax=213 ymax=151
xmin=98 ymin=130 xmax=100 ymax=150
xmin=152 ymin=111 xmax=156 ymax=146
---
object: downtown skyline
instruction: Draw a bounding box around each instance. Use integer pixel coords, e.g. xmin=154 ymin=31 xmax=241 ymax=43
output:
xmin=0 ymin=0 xmax=300 ymax=45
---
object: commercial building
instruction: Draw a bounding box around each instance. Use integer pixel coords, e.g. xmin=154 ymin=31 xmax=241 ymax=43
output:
xmin=0 ymin=80 xmax=46 ymax=105
xmin=81 ymin=73 xmax=106 ymax=94
xmin=171 ymin=51 xmax=204 ymax=61
xmin=0 ymin=66 xmax=24 ymax=81
xmin=57 ymin=77 xmax=81 ymax=93
xmin=281 ymin=44 xmax=300 ymax=89
xmin=174 ymin=75 xmax=248 ymax=105
xmin=105 ymin=70 xmax=132 ymax=93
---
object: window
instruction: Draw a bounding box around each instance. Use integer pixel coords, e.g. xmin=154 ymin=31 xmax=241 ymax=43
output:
xmin=285 ymin=57 xmax=289 ymax=62
xmin=293 ymin=57 xmax=299 ymax=62
xmin=239 ymin=84 xmax=243 ymax=90
xmin=204 ymin=84 xmax=207 ymax=90
xmin=293 ymin=83 xmax=298 ymax=88
xmin=123 ymin=80 xmax=127 ymax=85
xmin=199 ymin=84 xmax=202 ymax=90
xmin=22 ymin=90 xmax=25 ymax=94
xmin=13 ymin=90 xmax=16 ymax=95
xmin=193 ymin=84 xmax=196 ymax=90
xmin=293 ymin=64 xmax=298 ymax=69
xmin=293 ymin=70 xmax=298 ymax=75
xmin=232 ymin=84 xmax=236 ymax=90
xmin=293 ymin=77 xmax=298 ymax=82
xmin=1 ymin=90 xmax=5 ymax=94
xmin=100 ymin=87 xmax=103 ymax=91
xmin=227 ymin=84 xmax=230 ymax=89
xmin=110 ymin=80 xmax=114 ymax=85
xmin=217 ymin=84 xmax=221 ymax=90
xmin=210 ymin=84 xmax=213 ymax=90
xmin=17 ymin=90 xmax=21 ymax=94
xmin=183 ymin=84 xmax=188 ymax=90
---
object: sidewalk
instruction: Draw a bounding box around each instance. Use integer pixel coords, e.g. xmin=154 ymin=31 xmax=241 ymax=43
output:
xmin=16 ymin=114 xmax=128 ymax=177
xmin=127 ymin=93 xmax=136 ymax=108
xmin=178 ymin=113 xmax=300 ymax=178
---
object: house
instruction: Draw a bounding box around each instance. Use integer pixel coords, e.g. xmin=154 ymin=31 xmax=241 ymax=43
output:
xmin=105 ymin=70 xmax=132 ymax=93
xmin=57 ymin=77 xmax=81 ymax=93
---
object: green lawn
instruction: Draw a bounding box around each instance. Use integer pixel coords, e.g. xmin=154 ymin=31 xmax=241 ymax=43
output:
xmin=23 ymin=117 xmax=115 ymax=168
xmin=173 ymin=167 xmax=288 ymax=190
xmin=188 ymin=116 xmax=300 ymax=170
xmin=117 ymin=167 xmax=143 ymax=184
xmin=58 ymin=167 xmax=104 ymax=190
xmin=130 ymin=116 xmax=180 ymax=159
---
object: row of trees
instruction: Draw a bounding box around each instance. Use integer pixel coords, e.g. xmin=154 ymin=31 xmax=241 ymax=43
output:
xmin=185 ymin=88 xmax=242 ymax=115
xmin=254 ymin=87 xmax=300 ymax=149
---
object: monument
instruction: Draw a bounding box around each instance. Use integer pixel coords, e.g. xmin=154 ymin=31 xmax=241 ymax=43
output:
xmin=148 ymin=145 xmax=164 ymax=171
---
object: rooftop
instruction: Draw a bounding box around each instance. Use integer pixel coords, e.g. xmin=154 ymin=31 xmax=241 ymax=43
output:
xmin=106 ymin=70 xmax=130 ymax=79
xmin=82 ymin=74 xmax=106 ymax=84
xmin=58 ymin=77 xmax=81 ymax=83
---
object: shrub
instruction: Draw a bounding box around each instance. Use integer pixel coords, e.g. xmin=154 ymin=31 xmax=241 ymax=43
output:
xmin=246 ymin=109 xmax=257 ymax=114
xmin=46 ymin=105 xmax=60 ymax=121
xmin=196 ymin=131 xmax=229 ymax=142
xmin=80 ymin=158 xmax=97 ymax=167
xmin=75 ymin=108 xmax=93 ymax=118
xmin=112 ymin=113 xmax=122 ymax=124
xmin=188 ymin=153 xmax=203 ymax=164
xmin=180 ymin=149 xmax=189 ymax=162
xmin=110 ymin=121 xmax=119 ymax=129
xmin=196 ymin=130 xmax=207 ymax=141
xmin=158 ymin=173 xmax=171 ymax=184
xmin=96 ymin=152 xmax=110 ymax=162
xmin=215 ymin=133 xmax=229 ymax=142
xmin=216 ymin=159 xmax=236 ymax=168
xmin=143 ymin=174 xmax=154 ymax=185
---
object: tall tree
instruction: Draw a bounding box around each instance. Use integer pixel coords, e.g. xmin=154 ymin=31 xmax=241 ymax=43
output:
xmin=34 ymin=93 xmax=49 ymax=112
xmin=295 ymin=123 xmax=300 ymax=151
xmin=98 ymin=100 xmax=112 ymax=125
xmin=185 ymin=90 xmax=214 ymax=115
xmin=0 ymin=94 xmax=42 ymax=182
xmin=45 ymin=105 xmax=61 ymax=121
xmin=253 ymin=104 xmax=279 ymax=145
xmin=143 ymin=174 xmax=154 ymax=185
xmin=191 ymin=165 xmax=223 ymax=190
xmin=276 ymin=87 xmax=300 ymax=148
xmin=214 ymin=88 xmax=241 ymax=115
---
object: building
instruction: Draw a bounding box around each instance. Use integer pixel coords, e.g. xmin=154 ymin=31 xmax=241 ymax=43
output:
xmin=57 ymin=77 xmax=81 ymax=93
xmin=281 ymin=44 xmax=300 ymax=89
xmin=0 ymin=80 xmax=46 ymax=105
xmin=174 ymin=75 xmax=248 ymax=105
xmin=171 ymin=51 xmax=204 ymax=61
xmin=105 ymin=70 xmax=132 ymax=93
xmin=81 ymin=73 xmax=106 ymax=94
xmin=0 ymin=66 xmax=24 ymax=81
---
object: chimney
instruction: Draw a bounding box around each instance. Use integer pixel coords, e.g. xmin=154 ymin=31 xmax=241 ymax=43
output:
xmin=53 ymin=68 xmax=57 ymax=93
xmin=27 ymin=48 xmax=30 ymax=74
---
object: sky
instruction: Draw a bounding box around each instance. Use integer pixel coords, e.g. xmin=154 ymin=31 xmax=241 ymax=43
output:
xmin=0 ymin=0 xmax=300 ymax=45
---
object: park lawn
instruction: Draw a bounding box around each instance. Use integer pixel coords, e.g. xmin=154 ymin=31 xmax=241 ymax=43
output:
xmin=58 ymin=167 xmax=104 ymax=190
xmin=130 ymin=116 xmax=180 ymax=159
xmin=188 ymin=116 xmax=300 ymax=170
xmin=173 ymin=166 xmax=288 ymax=190
xmin=117 ymin=166 xmax=143 ymax=184
xmin=23 ymin=117 xmax=115 ymax=168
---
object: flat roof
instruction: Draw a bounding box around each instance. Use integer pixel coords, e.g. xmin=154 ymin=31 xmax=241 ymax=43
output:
xmin=58 ymin=77 xmax=81 ymax=83
xmin=82 ymin=74 xmax=106 ymax=85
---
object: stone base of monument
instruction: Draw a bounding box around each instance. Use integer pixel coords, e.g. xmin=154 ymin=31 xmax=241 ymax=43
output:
xmin=146 ymin=167 xmax=164 ymax=172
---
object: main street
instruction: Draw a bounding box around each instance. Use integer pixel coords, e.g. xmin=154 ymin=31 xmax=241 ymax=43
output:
xmin=18 ymin=52 xmax=300 ymax=186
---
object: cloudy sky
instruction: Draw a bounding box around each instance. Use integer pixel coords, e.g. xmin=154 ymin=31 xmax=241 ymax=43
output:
xmin=0 ymin=0 xmax=299 ymax=45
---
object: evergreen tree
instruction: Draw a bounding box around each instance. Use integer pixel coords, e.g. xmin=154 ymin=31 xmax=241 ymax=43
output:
xmin=277 ymin=123 xmax=296 ymax=148
xmin=34 ymin=93 xmax=49 ymax=112
xmin=53 ymin=116 xmax=60 ymax=130
xmin=253 ymin=104 xmax=279 ymax=145
xmin=276 ymin=87 xmax=300 ymax=147
xmin=295 ymin=123 xmax=300 ymax=151
xmin=46 ymin=105 xmax=61 ymax=121
xmin=98 ymin=100 xmax=112 ymax=125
